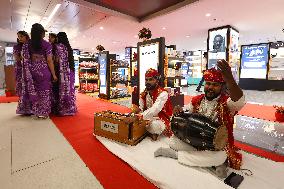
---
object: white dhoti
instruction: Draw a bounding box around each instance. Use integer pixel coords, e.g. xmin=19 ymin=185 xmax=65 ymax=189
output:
xmin=146 ymin=118 xmax=166 ymax=135
xmin=169 ymin=136 xmax=227 ymax=167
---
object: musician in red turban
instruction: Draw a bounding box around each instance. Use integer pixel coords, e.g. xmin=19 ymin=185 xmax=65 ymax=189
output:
xmin=155 ymin=60 xmax=246 ymax=175
xmin=124 ymin=68 xmax=173 ymax=141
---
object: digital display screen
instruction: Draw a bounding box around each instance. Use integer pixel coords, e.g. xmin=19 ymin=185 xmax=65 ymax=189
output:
xmin=139 ymin=42 xmax=159 ymax=93
xmin=208 ymin=28 xmax=228 ymax=68
xmin=240 ymin=44 xmax=269 ymax=79
xmin=99 ymin=53 xmax=107 ymax=94
xmin=269 ymin=41 xmax=284 ymax=80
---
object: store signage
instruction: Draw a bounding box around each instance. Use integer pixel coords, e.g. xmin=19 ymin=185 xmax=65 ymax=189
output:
xmin=139 ymin=42 xmax=159 ymax=93
xmin=99 ymin=53 xmax=107 ymax=94
xmin=101 ymin=121 xmax=118 ymax=133
xmin=268 ymin=41 xmax=284 ymax=80
xmin=240 ymin=44 xmax=269 ymax=79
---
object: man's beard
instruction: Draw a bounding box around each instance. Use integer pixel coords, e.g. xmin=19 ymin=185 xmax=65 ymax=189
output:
xmin=204 ymin=89 xmax=220 ymax=101
xmin=146 ymin=83 xmax=157 ymax=91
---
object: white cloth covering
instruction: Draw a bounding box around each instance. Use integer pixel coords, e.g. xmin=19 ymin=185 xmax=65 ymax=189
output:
xmin=170 ymin=136 xmax=227 ymax=167
xmin=139 ymin=91 xmax=168 ymax=134
xmin=96 ymin=135 xmax=284 ymax=189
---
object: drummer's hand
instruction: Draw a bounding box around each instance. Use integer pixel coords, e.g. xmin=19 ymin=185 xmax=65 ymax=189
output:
xmin=216 ymin=59 xmax=233 ymax=80
xmin=173 ymin=105 xmax=184 ymax=116
xmin=123 ymin=115 xmax=137 ymax=124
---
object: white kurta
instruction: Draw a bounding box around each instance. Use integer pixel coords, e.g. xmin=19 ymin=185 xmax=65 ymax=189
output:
xmin=170 ymin=95 xmax=246 ymax=167
xmin=139 ymin=91 xmax=168 ymax=134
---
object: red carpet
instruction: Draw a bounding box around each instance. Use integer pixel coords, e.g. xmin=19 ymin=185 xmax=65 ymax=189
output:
xmin=51 ymin=93 xmax=157 ymax=189
xmin=0 ymin=96 xmax=19 ymax=103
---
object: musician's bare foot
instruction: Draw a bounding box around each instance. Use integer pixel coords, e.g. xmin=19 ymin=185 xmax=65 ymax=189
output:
xmin=149 ymin=133 xmax=159 ymax=141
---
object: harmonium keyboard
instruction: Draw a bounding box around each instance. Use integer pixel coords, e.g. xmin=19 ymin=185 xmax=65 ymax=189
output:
xmin=94 ymin=111 xmax=147 ymax=145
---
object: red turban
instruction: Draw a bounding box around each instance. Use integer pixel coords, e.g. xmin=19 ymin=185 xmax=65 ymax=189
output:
xmin=145 ymin=68 xmax=159 ymax=78
xmin=203 ymin=68 xmax=225 ymax=83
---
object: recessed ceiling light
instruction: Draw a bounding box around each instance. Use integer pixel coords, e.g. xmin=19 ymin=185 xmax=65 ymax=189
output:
xmin=92 ymin=48 xmax=95 ymax=50
xmin=205 ymin=13 xmax=211 ymax=17
xmin=99 ymin=26 xmax=104 ymax=30
xmin=112 ymin=41 xmax=117 ymax=44
xmin=162 ymin=27 xmax=166 ymax=30
xmin=83 ymin=35 xmax=86 ymax=38
xmin=186 ymin=35 xmax=190 ymax=38
xmin=203 ymin=41 xmax=206 ymax=43
xmin=0 ymin=46 xmax=2 ymax=47
xmin=134 ymin=35 xmax=138 ymax=38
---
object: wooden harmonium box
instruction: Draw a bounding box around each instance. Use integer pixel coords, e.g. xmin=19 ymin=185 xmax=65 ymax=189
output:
xmin=94 ymin=111 xmax=147 ymax=145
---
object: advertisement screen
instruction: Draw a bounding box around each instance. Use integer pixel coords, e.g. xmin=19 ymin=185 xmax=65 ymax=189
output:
xmin=269 ymin=42 xmax=284 ymax=80
xmin=99 ymin=53 xmax=107 ymax=94
xmin=208 ymin=28 xmax=228 ymax=68
xmin=240 ymin=44 xmax=269 ymax=79
xmin=139 ymin=42 xmax=159 ymax=93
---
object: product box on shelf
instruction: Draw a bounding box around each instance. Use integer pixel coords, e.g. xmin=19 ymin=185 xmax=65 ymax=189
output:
xmin=94 ymin=111 xmax=147 ymax=145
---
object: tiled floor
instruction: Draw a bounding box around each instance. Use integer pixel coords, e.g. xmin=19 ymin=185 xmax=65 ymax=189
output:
xmin=0 ymin=103 xmax=103 ymax=189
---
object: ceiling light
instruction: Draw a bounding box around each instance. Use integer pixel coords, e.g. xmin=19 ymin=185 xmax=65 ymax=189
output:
xmin=112 ymin=41 xmax=117 ymax=44
xmin=205 ymin=13 xmax=211 ymax=17
xmin=83 ymin=35 xmax=86 ymax=38
xmin=186 ymin=35 xmax=190 ymax=38
xmin=0 ymin=46 xmax=2 ymax=47
xmin=134 ymin=35 xmax=138 ymax=38
xmin=162 ymin=27 xmax=166 ymax=30
xmin=43 ymin=4 xmax=61 ymax=27
xmin=92 ymin=48 xmax=95 ymax=50
xmin=203 ymin=41 xmax=206 ymax=43
xmin=99 ymin=26 xmax=104 ymax=30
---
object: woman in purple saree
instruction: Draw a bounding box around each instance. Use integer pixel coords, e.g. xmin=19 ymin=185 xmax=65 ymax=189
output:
xmin=13 ymin=31 xmax=29 ymax=96
xmin=17 ymin=23 xmax=57 ymax=118
xmin=52 ymin=32 xmax=77 ymax=115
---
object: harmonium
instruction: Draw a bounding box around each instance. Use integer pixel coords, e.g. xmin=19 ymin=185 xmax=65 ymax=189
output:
xmin=94 ymin=111 xmax=147 ymax=145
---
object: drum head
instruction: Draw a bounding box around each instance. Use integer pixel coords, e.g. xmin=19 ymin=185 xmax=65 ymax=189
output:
xmin=213 ymin=126 xmax=228 ymax=150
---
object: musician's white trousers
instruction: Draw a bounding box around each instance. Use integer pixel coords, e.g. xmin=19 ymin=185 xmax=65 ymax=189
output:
xmin=146 ymin=117 xmax=166 ymax=135
xmin=169 ymin=136 xmax=227 ymax=167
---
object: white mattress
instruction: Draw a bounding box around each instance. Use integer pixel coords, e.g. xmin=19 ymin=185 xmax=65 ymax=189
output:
xmin=96 ymin=135 xmax=284 ymax=189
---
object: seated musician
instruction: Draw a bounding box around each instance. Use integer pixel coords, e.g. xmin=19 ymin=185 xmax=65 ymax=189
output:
xmin=123 ymin=68 xmax=173 ymax=141
xmin=155 ymin=60 xmax=246 ymax=171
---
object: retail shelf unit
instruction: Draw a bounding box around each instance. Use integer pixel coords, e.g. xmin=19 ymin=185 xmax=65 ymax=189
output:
xmin=78 ymin=55 xmax=99 ymax=93
xmin=110 ymin=59 xmax=131 ymax=99
xmin=98 ymin=52 xmax=131 ymax=99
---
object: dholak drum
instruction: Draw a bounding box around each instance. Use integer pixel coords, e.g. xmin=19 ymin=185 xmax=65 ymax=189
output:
xmin=171 ymin=112 xmax=228 ymax=150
